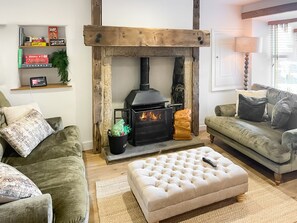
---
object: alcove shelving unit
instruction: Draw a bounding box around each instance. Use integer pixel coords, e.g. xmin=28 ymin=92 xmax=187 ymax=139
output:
xmin=12 ymin=25 xmax=71 ymax=91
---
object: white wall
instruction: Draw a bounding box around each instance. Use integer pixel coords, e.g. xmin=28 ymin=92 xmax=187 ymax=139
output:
xmin=0 ymin=0 xmax=92 ymax=149
xmin=0 ymin=0 xmax=254 ymax=148
xmin=200 ymin=1 xmax=248 ymax=128
xmin=250 ymin=20 xmax=272 ymax=86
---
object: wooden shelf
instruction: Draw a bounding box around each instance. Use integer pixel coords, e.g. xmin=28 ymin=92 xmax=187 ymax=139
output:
xmin=20 ymin=45 xmax=66 ymax=49
xmin=19 ymin=64 xmax=53 ymax=69
xmin=11 ymin=83 xmax=72 ymax=91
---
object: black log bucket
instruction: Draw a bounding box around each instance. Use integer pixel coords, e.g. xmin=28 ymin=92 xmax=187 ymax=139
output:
xmin=107 ymin=130 xmax=128 ymax=155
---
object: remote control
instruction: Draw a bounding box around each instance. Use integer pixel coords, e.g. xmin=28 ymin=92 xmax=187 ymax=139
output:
xmin=202 ymin=157 xmax=217 ymax=168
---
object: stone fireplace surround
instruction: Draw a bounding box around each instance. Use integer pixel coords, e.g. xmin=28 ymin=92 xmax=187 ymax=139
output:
xmin=83 ymin=25 xmax=210 ymax=153
xmin=102 ymin=47 xmax=194 ymax=146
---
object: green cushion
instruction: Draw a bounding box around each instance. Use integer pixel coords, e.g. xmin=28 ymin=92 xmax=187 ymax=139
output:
xmin=16 ymin=156 xmax=88 ymax=223
xmin=2 ymin=126 xmax=82 ymax=166
xmin=0 ymin=91 xmax=10 ymax=107
xmin=205 ymin=116 xmax=290 ymax=163
xmin=0 ymin=111 xmax=7 ymax=160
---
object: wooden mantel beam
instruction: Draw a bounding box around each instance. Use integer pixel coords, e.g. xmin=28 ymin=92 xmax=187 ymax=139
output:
xmin=242 ymin=3 xmax=297 ymax=19
xmin=84 ymin=25 xmax=210 ymax=47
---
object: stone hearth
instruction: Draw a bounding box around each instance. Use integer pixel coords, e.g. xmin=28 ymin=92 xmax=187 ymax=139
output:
xmin=102 ymin=135 xmax=204 ymax=164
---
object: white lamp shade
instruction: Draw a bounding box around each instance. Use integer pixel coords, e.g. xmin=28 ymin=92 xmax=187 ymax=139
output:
xmin=235 ymin=37 xmax=262 ymax=53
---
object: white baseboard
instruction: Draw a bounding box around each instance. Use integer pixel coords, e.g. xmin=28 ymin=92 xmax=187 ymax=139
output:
xmin=199 ymin=124 xmax=206 ymax=131
xmin=82 ymin=141 xmax=93 ymax=151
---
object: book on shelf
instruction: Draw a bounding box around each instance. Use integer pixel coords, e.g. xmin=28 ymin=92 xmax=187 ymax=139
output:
xmin=21 ymin=63 xmax=52 ymax=68
xmin=48 ymin=26 xmax=58 ymax=40
xmin=31 ymin=42 xmax=47 ymax=47
xmin=49 ymin=38 xmax=66 ymax=46
xmin=18 ymin=49 xmax=23 ymax=68
xmin=18 ymin=27 xmax=26 ymax=46
xmin=24 ymin=54 xmax=49 ymax=64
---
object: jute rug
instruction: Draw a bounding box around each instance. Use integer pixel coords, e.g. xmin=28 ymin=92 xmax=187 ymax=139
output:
xmin=96 ymin=167 xmax=297 ymax=223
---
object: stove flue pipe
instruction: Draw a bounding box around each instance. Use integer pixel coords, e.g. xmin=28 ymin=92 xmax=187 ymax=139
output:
xmin=140 ymin=57 xmax=150 ymax=91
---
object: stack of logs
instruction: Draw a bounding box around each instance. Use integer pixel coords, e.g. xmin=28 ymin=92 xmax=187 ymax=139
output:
xmin=173 ymin=109 xmax=192 ymax=140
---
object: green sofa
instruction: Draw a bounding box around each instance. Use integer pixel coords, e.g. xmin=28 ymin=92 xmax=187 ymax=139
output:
xmin=0 ymin=91 xmax=89 ymax=223
xmin=205 ymin=84 xmax=297 ymax=185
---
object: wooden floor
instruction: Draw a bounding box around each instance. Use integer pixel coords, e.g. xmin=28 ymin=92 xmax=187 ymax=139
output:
xmin=83 ymin=131 xmax=297 ymax=223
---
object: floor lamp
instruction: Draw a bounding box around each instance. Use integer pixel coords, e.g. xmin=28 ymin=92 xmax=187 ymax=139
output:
xmin=235 ymin=37 xmax=261 ymax=90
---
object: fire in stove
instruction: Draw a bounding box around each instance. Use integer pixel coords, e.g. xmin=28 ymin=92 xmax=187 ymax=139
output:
xmin=139 ymin=111 xmax=162 ymax=122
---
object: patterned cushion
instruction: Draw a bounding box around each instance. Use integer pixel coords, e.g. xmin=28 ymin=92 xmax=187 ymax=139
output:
xmin=0 ymin=162 xmax=42 ymax=204
xmin=0 ymin=109 xmax=54 ymax=157
xmin=2 ymin=103 xmax=42 ymax=125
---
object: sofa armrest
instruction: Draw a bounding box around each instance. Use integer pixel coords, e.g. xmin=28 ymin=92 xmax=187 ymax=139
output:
xmin=215 ymin=104 xmax=236 ymax=117
xmin=282 ymin=129 xmax=297 ymax=151
xmin=46 ymin=117 xmax=63 ymax=131
xmin=0 ymin=194 xmax=53 ymax=223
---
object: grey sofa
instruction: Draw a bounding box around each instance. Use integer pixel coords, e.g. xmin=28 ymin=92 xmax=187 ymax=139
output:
xmin=0 ymin=91 xmax=89 ymax=222
xmin=205 ymin=84 xmax=297 ymax=185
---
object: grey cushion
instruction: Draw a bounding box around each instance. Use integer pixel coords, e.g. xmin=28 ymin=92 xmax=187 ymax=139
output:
xmin=252 ymin=84 xmax=297 ymax=129
xmin=238 ymin=94 xmax=267 ymax=122
xmin=271 ymin=97 xmax=292 ymax=129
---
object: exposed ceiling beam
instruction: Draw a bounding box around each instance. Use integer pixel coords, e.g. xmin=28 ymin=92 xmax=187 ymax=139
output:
xmin=241 ymin=3 xmax=297 ymax=19
xmin=268 ymin=18 xmax=297 ymax=25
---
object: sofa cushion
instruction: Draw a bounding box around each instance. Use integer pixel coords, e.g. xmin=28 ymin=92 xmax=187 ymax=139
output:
xmin=205 ymin=116 xmax=291 ymax=163
xmin=252 ymin=84 xmax=297 ymax=129
xmin=2 ymin=125 xmax=82 ymax=166
xmin=235 ymin=89 xmax=267 ymax=115
xmin=238 ymin=94 xmax=267 ymax=122
xmin=0 ymin=162 xmax=42 ymax=204
xmin=2 ymin=103 xmax=42 ymax=125
xmin=16 ymin=156 xmax=89 ymax=223
xmin=0 ymin=109 xmax=54 ymax=158
xmin=0 ymin=91 xmax=11 ymax=107
xmin=0 ymin=110 xmax=8 ymax=161
xmin=271 ymin=97 xmax=292 ymax=129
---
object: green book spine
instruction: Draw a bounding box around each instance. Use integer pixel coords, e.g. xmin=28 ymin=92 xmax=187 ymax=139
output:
xmin=18 ymin=48 xmax=23 ymax=68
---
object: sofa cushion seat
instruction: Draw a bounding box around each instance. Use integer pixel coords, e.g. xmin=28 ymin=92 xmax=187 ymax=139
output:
xmin=205 ymin=116 xmax=290 ymax=164
xmin=16 ymin=156 xmax=89 ymax=223
xmin=2 ymin=126 xmax=82 ymax=166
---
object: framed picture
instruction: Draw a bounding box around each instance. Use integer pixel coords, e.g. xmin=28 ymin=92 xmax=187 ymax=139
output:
xmin=30 ymin=76 xmax=47 ymax=88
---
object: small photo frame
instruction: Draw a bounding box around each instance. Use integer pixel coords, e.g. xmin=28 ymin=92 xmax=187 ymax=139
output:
xmin=30 ymin=76 xmax=47 ymax=88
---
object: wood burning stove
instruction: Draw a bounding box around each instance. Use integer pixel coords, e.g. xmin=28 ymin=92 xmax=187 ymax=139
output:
xmin=116 ymin=57 xmax=174 ymax=146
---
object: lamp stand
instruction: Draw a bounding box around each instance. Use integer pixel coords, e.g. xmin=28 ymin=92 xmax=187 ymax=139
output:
xmin=243 ymin=53 xmax=249 ymax=90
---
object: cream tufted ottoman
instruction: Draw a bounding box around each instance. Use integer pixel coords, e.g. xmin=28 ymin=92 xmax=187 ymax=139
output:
xmin=127 ymin=146 xmax=248 ymax=223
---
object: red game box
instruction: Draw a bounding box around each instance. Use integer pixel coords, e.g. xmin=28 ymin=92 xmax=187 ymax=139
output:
xmin=48 ymin=26 xmax=58 ymax=40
